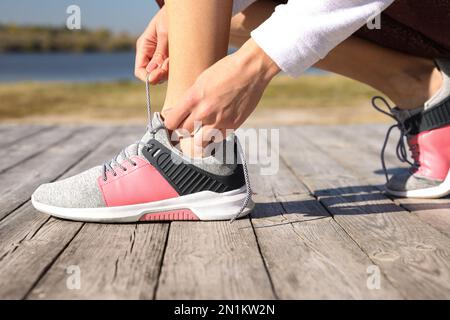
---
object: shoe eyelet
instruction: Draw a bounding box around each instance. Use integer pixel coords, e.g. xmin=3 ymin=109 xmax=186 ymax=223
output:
xmin=123 ymin=168 xmax=127 ymax=171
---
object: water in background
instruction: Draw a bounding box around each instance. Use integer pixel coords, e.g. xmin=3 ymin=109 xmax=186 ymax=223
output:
xmin=0 ymin=52 xmax=326 ymax=82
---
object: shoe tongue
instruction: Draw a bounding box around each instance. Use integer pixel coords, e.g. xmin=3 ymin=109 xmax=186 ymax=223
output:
xmin=140 ymin=112 xmax=166 ymax=143
xmin=115 ymin=113 xmax=168 ymax=164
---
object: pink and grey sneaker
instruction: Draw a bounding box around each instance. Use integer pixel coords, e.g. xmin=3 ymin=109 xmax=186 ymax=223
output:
xmin=31 ymin=82 xmax=253 ymax=222
xmin=372 ymin=59 xmax=450 ymax=198
xmin=32 ymin=113 xmax=253 ymax=222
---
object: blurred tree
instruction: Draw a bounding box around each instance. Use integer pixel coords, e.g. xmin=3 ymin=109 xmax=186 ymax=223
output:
xmin=0 ymin=24 xmax=136 ymax=53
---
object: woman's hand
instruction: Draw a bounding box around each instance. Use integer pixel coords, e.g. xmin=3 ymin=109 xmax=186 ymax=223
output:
xmin=134 ymin=6 xmax=169 ymax=84
xmin=164 ymin=39 xmax=280 ymax=145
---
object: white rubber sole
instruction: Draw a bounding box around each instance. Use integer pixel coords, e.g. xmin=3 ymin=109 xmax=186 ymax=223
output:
xmin=31 ymin=186 xmax=254 ymax=223
xmin=385 ymin=169 xmax=450 ymax=199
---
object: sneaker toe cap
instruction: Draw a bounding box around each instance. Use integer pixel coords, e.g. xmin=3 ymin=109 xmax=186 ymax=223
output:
xmin=32 ymin=166 xmax=105 ymax=208
xmin=386 ymin=170 xmax=441 ymax=192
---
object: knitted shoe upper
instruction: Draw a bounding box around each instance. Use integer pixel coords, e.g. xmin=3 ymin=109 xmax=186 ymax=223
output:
xmin=32 ymin=113 xmax=243 ymax=209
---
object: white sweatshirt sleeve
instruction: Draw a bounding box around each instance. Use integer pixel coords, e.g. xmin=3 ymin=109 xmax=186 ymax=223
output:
xmin=250 ymin=0 xmax=394 ymax=77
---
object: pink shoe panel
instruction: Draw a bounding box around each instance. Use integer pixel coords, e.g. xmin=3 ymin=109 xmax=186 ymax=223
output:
xmin=98 ymin=156 xmax=179 ymax=207
xmin=411 ymin=125 xmax=450 ymax=180
xmin=139 ymin=209 xmax=199 ymax=221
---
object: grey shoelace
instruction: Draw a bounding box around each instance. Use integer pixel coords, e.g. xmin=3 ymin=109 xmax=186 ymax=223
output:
xmin=102 ymin=74 xmax=163 ymax=180
xmin=371 ymin=96 xmax=415 ymax=182
xmin=230 ymin=138 xmax=253 ymax=223
xmin=103 ymin=75 xmax=252 ymax=221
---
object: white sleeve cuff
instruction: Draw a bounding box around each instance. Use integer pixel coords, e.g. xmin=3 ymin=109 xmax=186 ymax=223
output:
xmin=251 ymin=0 xmax=394 ymax=77
xmin=251 ymin=8 xmax=325 ymax=77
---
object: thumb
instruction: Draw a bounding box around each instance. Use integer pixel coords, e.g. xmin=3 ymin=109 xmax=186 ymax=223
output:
xmin=163 ymin=90 xmax=198 ymax=131
xmin=147 ymin=36 xmax=167 ymax=71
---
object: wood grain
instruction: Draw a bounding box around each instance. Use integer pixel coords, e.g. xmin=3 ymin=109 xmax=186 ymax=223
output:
xmin=0 ymin=126 xmax=124 ymax=298
xmin=29 ymin=223 xmax=169 ymax=299
xmin=28 ymin=127 xmax=171 ymax=299
xmin=0 ymin=126 xmax=79 ymax=173
xmin=247 ymin=135 xmax=401 ymax=299
xmin=156 ymin=219 xmax=274 ymax=299
xmin=0 ymin=126 xmax=112 ymax=220
xmin=281 ymin=126 xmax=450 ymax=299
xmin=0 ymin=125 xmax=54 ymax=149
xmin=367 ymin=125 xmax=450 ymax=236
xmin=0 ymin=124 xmax=448 ymax=299
xmin=315 ymin=124 xmax=450 ymax=237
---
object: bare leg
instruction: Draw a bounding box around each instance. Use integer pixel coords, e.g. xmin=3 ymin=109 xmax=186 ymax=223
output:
xmin=230 ymin=0 xmax=443 ymax=109
xmin=164 ymin=0 xmax=232 ymax=111
xmin=229 ymin=0 xmax=274 ymax=48
xmin=163 ymin=0 xmax=232 ymax=156
xmin=315 ymin=37 xmax=442 ymax=109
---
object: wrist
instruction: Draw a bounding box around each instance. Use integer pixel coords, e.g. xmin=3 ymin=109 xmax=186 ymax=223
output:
xmin=236 ymin=38 xmax=280 ymax=82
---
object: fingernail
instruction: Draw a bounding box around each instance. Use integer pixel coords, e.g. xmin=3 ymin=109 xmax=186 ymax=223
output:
xmin=147 ymin=62 xmax=158 ymax=71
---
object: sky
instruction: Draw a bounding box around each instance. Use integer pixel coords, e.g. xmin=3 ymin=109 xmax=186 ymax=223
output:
xmin=0 ymin=0 xmax=160 ymax=35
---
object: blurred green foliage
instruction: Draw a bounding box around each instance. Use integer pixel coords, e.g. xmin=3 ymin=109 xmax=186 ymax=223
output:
xmin=0 ymin=24 xmax=135 ymax=53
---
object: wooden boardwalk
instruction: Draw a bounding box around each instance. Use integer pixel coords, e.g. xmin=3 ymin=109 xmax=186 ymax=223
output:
xmin=0 ymin=124 xmax=449 ymax=299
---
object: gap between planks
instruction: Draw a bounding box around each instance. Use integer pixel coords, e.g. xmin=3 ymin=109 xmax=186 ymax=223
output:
xmin=0 ymin=125 xmax=122 ymax=298
xmin=244 ymin=132 xmax=401 ymax=299
xmin=280 ymin=125 xmax=450 ymax=299
xmin=314 ymin=124 xmax=450 ymax=237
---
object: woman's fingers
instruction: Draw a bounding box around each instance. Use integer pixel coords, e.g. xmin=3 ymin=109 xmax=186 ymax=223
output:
xmin=163 ymin=88 xmax=198 ymax=130
xmin=146 ymin=57 xmax=169 ymax=84
xmin=147 ymin=36 xmax=167 ymax=69
xmin=134 ymin=39 xmax=151 ymax=82
xmin=148 ymin=68 xmax=169 ymax=85
xmin=161 ymin=57 xmax=169 ymax=70
xmin=135 ymin=8 xmax=168 ymax=83
xmin=177 ymin=112 xmax=197 ymax=133
xmin=159 ymin=57 xmax=169 ymax=82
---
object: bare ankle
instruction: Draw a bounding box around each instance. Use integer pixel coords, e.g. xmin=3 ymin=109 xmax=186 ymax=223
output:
xmin=392 ymin=65 xmax=443 ymax=110
xmin=429 ymin=67 xmax=443 ymax=99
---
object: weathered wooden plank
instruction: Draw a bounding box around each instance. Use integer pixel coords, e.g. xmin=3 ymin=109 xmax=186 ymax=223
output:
xmin=249 ymin=141 xmax=401 ymax=299
xmin=0 ymin=217 xmax=82 ymax=299
xmin=0 ymin=126 xmax=125 ymax=299
xmin=0 ymin=126 xmax=79 ymax=173
xmin=154 ymin=140 xmax=274 ymax=299
xmin=391 ymin=198 xmax=450 ymax=237
xmin=367 ymin=125 xmax=450 ymax=236
xmin=323 ymin=124 xmax=450 ymax=237
xmin=156 ymin=219 xmax=274 ymax=299
xmin=0 ymin=202 xmax=50 ymax=262
xmin=0 ymin=126 xmax=112 ymax=221
xmin=0 ymin=124 xmax=19 ymax=135
xmin=0 ymin=125 xmax=54 ymax=148
xmin=0 ymin=124 xmax=124 ymax=299
xmin=156 ymin=135 xmax=333 ymax=299
xmin=29 ymin=223 xmax=169 ymax=300
xmin=27 ymin=127 xmax=171 ymax=299
xmin=281 ymin=126 xmax=450 ymax=299
xmin=0 ymin=126 xmax=129 ymax=260
xmin=1 ymin=123 xmax=447 ymax=300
